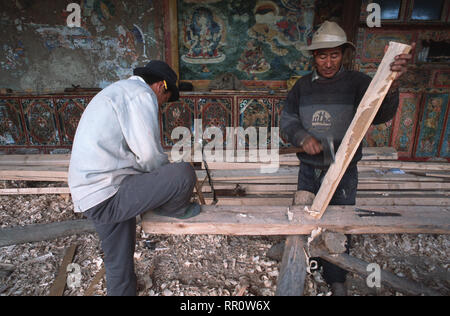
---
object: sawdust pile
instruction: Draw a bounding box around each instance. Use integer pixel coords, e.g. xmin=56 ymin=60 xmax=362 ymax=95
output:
xmin=0 ymin=183 xmax=449 ymax=296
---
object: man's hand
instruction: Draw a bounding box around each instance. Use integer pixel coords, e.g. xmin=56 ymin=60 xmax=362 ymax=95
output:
xmin=300 ymin=135 xmax=322 ymax=155
xmin=387 ymin=42 xmax=416 ymax=81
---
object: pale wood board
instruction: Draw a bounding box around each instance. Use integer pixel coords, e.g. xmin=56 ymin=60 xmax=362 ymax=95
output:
xmin=310 ymin=42 xmax=413 ymax=218
xmin=141 ymin=205 xmax=450 ymax=235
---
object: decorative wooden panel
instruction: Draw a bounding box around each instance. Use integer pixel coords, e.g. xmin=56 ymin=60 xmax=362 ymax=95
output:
xmin=21 ymin=98 xmax=59 ymax=146
xmin=159 ymin=97 xmax=195 ymax=148
xmin=415 ymin=93 xmax=449 ymax=158
xmin=0 ymin=91 xmax=448 ymax=161
xmin=391 ymin=93 xmax=421 ymax=158
xmin=197 ymin=97 xmax=233 ymax=146
xmin=0 ymin=98 xmax=26 ymax=146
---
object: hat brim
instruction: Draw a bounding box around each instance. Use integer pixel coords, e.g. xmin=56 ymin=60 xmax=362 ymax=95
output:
xmin=133 ymin=67 xmax=180 ymax=102
xmin=299 ymin=41 xmax=355 ymax=56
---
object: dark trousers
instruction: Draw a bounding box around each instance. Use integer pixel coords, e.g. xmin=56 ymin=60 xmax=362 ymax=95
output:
xmin=84 ymin=162 xmax=196 ymax=296
xmin=297 ymin=162 xmax=358 ymax=284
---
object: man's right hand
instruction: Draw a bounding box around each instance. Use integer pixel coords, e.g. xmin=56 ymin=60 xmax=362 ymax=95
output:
xmin=300 ymin=135 xmax=323 ymax=155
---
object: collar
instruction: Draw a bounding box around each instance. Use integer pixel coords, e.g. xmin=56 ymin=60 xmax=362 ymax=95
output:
xmin=311 ymin=65 xmax=345 ymax=82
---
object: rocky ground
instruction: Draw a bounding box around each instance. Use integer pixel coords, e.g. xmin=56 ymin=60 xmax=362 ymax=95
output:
xmin=0 ymin=182 xmax=449 ymax=296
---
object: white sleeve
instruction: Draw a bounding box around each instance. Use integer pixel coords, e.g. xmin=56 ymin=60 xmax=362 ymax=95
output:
xmin=115 ymin=91 xmax=169 ymax=172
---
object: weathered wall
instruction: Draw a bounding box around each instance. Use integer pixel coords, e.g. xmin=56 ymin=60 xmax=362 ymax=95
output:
xmin=0 ymin=0 xmax=166 ymax=93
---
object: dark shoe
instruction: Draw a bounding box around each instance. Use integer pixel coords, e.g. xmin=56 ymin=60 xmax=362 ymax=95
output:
xmin=176 ymin=202 xmax=201 ymax=219
xmin=153 ymin=202 xmax=201 ymax=219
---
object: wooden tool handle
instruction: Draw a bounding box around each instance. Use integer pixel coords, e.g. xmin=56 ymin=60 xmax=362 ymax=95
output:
xmin=278 ymin=147 xmax=305 ymax=155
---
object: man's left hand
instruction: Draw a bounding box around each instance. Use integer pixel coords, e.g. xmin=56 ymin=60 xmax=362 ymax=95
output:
xmin=389 ymin=42 xmax=416 ymax=81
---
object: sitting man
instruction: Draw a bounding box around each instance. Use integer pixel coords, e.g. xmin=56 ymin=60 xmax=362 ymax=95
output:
xmin=69 ymin=60 xmax=200 ymax=296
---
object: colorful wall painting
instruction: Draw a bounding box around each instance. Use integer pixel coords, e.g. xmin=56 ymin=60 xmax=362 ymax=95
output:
xmin=391 ymin=93 xmax=421 ymax=158
xmin=415 ymin=93 xmax=449 ymax=157
xmin=361 ymin=29 xmax=416 ymax=63
xmin=440 ymin=115 xmax=450 ymax=158
xmin=178 ymin=0 xmax=315 ymax=81
xmin=433 ymin=70 xmax=450 ymax=88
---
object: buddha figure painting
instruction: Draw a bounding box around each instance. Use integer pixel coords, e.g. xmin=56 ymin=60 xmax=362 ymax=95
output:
xmin=182 ymin=7 xmax=226 ymax=64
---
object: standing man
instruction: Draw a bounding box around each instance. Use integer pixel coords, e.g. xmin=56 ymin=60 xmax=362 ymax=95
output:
xmin=69 ymin=60 xmax=201 ymax=296
xmin=279 ymin=21 xmax=414 ymax=295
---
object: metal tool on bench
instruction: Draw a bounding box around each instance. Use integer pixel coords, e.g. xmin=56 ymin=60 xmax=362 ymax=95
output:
xmin=279 ymin=136 xmax=336 ymax=164
xmin=355 ymin=208 xmax=402 ymax=217
xmin=199 ymin=138 xmax=218 ymax=205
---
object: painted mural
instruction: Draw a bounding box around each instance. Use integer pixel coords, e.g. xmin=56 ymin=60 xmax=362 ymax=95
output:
xmin=416 ymin=94 xmax=449 ymax=158
xmin=391 ymin=93 xmax=420 ymax=158
xmin=440 ymin=117 xmax=450 ymax=158
xmin=178 ymin=0 xmax=315 ymax=81
xmin=181 ymin=7 xmax=226 ymax=65
xmin=0 ymin=0 xmax=164 ymax=92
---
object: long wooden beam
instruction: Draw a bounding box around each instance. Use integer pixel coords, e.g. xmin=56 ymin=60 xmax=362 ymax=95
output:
xmin=311 ymin=249 xmax=442 ymax=296
xmin=0 ymin=147 xmax=398 ymax=166
xmin=202 ymin=195 xmax=450 ymax=207
xmin=141 ymin=205 xmax=450 ymax=235
xmin=310 ymin=42 xmax=412 ymax=219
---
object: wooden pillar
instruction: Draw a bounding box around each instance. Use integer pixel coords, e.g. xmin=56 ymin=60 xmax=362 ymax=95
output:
xmin=275 ymin=190 xmax=315 ymax=296
xmin=275 ymin=235 xmax=308 ymax=296
xmin=342 ymin=0 xmax=363 ymax=70
xmin=164 ymin=0 xmax=179 ymax=77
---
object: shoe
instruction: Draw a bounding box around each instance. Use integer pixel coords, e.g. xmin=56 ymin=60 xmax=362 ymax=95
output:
xmin=176 ymin=202 xmax=201 ymax=219
xmin=153 ymin=202 xmax=201 ymax=219
xmin=331 ymin=282 xmax=348 ymax=296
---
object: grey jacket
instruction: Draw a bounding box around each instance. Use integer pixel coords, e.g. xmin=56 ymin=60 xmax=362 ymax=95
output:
xmin=68 ymin=76 xmax=169 ymax=212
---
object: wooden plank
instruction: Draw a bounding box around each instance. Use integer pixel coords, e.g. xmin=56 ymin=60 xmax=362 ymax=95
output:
xmin=0 ymin=154 xmax=70 ymax=166
xmin=0 ymin=187 xmax=71 ymax=195
xmin=49 ymin=244 xmax=77 ymax=296
xmin=358 ymin=160 xmax=450 ymax=172
xmin=0 ymin=165 xmax=68 ymax=181
xmin=310 ymin=42 xmax=412 ymax=219
xmin=141 ymin=205 xmax=450 ymax=235
xmin=275 ymin=235 xmax=307 ymax=296
xmin=0 ymin=147 xmax=398 ymax=168
xmin=203 ymin=195 xmax=450 ymax=207
xmin=357 ymin=182 xmax=450 ymax=190
xmin=275 ymin=190 xmax=314 ymax=296
xmin=0 ymin=220 xmax=95 ymax=247
xmin=312 ymin=249 xmax=441 ymax=296
xmin=199 ymin=182 xmax=450 ymax=194
xmin=84 ymin=267 xmax=105 ymax=296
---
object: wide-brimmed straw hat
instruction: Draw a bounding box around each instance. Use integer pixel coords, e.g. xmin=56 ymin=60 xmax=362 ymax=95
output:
xmin=299 ymin=21 xmax=355 ymax=54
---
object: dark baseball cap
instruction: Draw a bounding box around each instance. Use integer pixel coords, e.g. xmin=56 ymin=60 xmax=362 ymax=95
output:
xmin=133 ymin=60 xmax=179 ymax=102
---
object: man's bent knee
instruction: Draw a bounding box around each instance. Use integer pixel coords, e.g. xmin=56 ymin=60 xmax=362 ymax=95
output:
xmin=175 ymin=162 xmax=197 ymax=185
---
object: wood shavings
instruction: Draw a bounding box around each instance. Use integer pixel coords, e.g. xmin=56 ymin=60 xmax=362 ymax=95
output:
xmin=286 ymin=207 xmax=294 ymax=222
xmin=307 ymin=227 xmax=324 ymax=246
xmin=303 ymin=205 xmax=320 ymax=217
